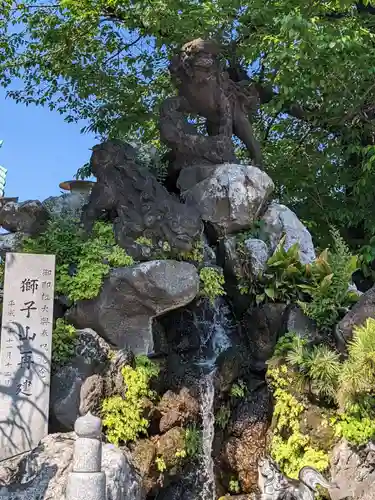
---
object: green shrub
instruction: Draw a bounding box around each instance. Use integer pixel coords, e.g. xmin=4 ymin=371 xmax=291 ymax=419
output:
xmin=338 ymin=318 xmax=375 ymax=409
xmin=22 ymin=218 xmax=134 ymax=302
xmin=286 ymin=340 xmax=341 ymax=402
xmin=298 ymin=228 xmax=358 ymax=330
xmin=101 ymin=356 xmax=159 ymax=446
xmin=333 ymin=399 xmax=375 ymax=445
xmin=238 ymin=236 xmax=308 ymax=304
xmin=199 ymin=267 xmax=226 ymax=303
xmin=358 ymin=235 xmax=375 ymax=281
xmin=184 ymin=424 xmax=202 ymax=458
xmin=271 ymin=327 xmax=375 ymax=447
xmin=267 ymin=365 xmax=330 ymax=478
xmin=52 ymin=318 xmax=77 ymax=366
xmin=238 ymin=230 xmax=358 ymax=327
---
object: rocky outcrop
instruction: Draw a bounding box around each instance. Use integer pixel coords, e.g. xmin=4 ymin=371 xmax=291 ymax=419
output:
xmin=330 ymin=440 xmax=375 ymax=500
xmin=0 ymin=200 xmax=49 ymax=235
xmin=79 ymin=349 xmax=135 ymax=416
xmin=0 ymin=432 xmax=142 ymax=500
xmin=335 ymin=286 xmax=375 ymax=351
xmin=43 ymin=192 xmax=90 ymax=219
xmin=284 ymin=305 xmax=321 ymax=343
xmin=240 ymin=303 xmax=287 ymax=369
xmin=50 ymin=328 xmax=110 ymax=431
xmin=157 ymin=387 xmax=200 ymax=433
xmin=221 ymin=384 xmax=272 ymax=493
xmin=66 ymin=260 xmax=200 ymax=353
xmin=179 ymin=163 xmax=274 ymax=237
xmin=260 ymin=202 xmax=316 ymax=264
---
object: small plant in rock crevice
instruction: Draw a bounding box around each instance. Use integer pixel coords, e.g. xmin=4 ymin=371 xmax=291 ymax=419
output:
xmin=184 ymin=424 xmax=202 ymax=458
xmin=52 ymin=318 xmax=77 ymax=367
xmin=101 ymin=355 xmax=159 ymax=446
xmin=155 ymin=456 xmax=167 ymax=472
xmin=215 ymin=404 xmax=231 ymax=430
xmin=230 ymin=379 xmax=246 ymax=399
xmin=199 ymin=267 xmax=226 ymax=303
xmin=228 ymin=478 xmax=240 ymax=494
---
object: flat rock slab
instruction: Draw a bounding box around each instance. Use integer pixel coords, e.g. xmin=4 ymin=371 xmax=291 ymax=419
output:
xmin=66 ymin=260 xmax=200 ymax=353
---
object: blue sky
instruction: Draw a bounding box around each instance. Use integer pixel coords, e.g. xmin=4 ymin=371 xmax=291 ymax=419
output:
xmin=0 ymin=88 xmax=96 ymax=202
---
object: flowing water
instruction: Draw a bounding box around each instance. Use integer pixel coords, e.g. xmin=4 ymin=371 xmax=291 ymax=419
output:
xmin=196 ymin=297 xmax=234 ymax=500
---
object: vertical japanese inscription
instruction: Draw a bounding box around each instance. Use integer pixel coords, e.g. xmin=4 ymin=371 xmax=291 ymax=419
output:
xmin=0 ymin=252 xmax=55 ymax=461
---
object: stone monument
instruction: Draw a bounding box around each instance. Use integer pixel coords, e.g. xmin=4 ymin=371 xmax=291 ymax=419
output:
xmin=65 ymin=412 xmax=106 ymax=500
xmin=0 ymin=252 xmax=55 ymax=461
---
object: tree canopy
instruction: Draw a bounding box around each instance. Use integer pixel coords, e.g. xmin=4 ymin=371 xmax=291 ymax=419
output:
xmin=1 ymin=0 xmax=375 ymax=247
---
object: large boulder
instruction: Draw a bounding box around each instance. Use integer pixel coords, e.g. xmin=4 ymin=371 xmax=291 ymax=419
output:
xmin=0 ymin=200 xmax=49 ymax=235
xmin=335 ymin=286 xmax=375 ymax=351
xmin=0 ymin=433 xmax=142 ymax=500
xmin=43 ymin=192 xmax=90 ymax=219
xmin=260 ymin=202 xmax=316 ymax=264
xmin=50 ymin=328 xmax=110 ymax=431
xmin=179 ymin=163 xmax=274 ymax=237
xmin=0 ymin=232 xmax=25 ymax=259
xmin=330 ymin=440 xmax=375 ymax=500
xmin=66 ymin=260 xmax=200 ymax=352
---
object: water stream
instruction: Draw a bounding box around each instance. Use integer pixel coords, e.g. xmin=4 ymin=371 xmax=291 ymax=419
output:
xmin=196 ymin=297 xmax=234 ymax=500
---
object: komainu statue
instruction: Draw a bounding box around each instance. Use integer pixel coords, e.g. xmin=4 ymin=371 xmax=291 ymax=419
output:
xmin=81 ymin=140 xmax=203 ymax=259
xmin=159 ymin=38 xmax=262 ymax=172
xmin=258 ymin=457 xmax=338 ymax=500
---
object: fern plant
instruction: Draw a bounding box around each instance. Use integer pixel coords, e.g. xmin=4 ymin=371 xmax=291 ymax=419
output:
xmin=298 ymin=228 xmax=358 ymax=330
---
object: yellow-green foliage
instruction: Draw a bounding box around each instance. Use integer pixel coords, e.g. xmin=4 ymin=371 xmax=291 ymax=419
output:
xmin=155 ymin=456 xmax=167 ymax=472
xmin=268 ymin=365 xmax=330 ymax=478
xmin=22 ymin=218 xmax=134 ymax=302
xmin=229 ymin=479 xmax=240 ymax=494
xmin=338 ymin=318 xmax=375 ymax=407
xmin=333 ymin=399 xmax=375 ymax=446
xmin=298 ymin=228 xmax=359 ymax=330
xmin=101 ymin=355 xmax=159 ymax=446
xmin=199 ymin=267 xmax=226 ymax=303
xmin=52 ymin=318 xmax=77 ymax=366
xmin=272 ymin=324 xmax=375 ymax=447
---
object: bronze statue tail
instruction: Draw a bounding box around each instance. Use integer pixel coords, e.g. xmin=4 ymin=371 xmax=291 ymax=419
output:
xmin=299 ymin=467 xmax=338 ymax=493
